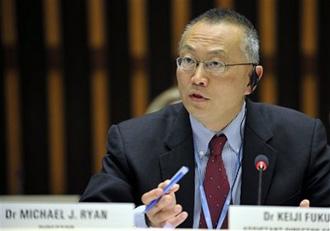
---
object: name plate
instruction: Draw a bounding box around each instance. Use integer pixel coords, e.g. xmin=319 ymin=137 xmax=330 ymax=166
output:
xmin=0 ymin=202 xmax=134 ymax=229
xmin=229 ymin=205 xmax=330 ymax=230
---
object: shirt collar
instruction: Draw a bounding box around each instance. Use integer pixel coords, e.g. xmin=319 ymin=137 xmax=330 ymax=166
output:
xmin=189 ymin=101 xmax=246 ymax=157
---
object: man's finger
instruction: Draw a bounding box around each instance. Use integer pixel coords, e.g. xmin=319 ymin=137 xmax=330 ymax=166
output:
xmin=168 ymin=184 xmax=180 ymax=194
xmin=158 ymin=180 xmax=171 ymax=188
xmin=141 ymin=188 xmax=163 ymax=205
xmin=162 ymin=211 xmax=188 ymax=228
xmin=299 ymin=199 xmax=310 ymax=208
xmin=149 ymin=204 xmax=182 ymax=225
xmin=158 ymin=180 xmax=180 ymax=194
xmin=147 ymin=194 xmax=175 ymax=217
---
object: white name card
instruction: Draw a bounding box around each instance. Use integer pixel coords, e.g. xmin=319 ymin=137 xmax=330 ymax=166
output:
xmin=229 ymin=205 xmax=330 ymax=230
xmin=0 ymin=202 xmax=134 ymax=229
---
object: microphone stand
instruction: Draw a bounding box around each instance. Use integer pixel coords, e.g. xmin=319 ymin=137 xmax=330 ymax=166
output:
xmin=255 ymin=155 xmax=269 ymax=206
xmin=257 ymin=168 xmax=263 ymax=205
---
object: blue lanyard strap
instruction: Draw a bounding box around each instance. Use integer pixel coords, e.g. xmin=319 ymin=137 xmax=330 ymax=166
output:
xmin=199 ymin=185 xmax=213 ymax=228
xmin=195 ymin=146 xmax=242 ymax=229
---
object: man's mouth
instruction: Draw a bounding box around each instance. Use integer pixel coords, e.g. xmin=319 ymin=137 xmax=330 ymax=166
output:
xmin=189 ymin=93 xmax=209 ymax=100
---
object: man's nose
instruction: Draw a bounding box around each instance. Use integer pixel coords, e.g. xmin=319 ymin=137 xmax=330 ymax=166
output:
xmin=191 ymin=64 xmax=208 ymax=86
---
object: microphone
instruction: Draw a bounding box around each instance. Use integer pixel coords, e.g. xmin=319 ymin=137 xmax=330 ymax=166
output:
xmin=254 ymin=155 xmax=269 ymax=205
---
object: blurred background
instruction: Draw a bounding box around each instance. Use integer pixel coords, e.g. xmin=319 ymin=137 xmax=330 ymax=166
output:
xmin=1 ymin=0 xmax=329 ymax=196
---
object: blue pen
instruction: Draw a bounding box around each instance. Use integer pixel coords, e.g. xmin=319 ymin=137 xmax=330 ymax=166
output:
xmin=144 ymin=166 xmax=189 ymax=213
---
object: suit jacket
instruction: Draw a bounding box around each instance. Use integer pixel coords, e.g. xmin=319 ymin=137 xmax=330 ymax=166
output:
xmin=80 ymin=100 xmax=330 ymax=228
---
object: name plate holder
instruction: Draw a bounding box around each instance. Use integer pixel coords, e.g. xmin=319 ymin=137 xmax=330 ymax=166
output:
xmin=0 ymin=202 xmax=134 ymax=229
xmin=229 ymin=205 xmax=330 ymax=230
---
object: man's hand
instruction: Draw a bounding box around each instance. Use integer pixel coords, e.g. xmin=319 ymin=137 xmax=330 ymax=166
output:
xmin=141 ymin=180 xmax=188 ymax=228
xmin=299 ymin=199 xmax=310 ymax=208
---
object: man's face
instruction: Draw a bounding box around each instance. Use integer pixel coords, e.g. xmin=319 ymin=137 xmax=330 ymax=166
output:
xmin=177 ymin=21 xmax=253 ymax=128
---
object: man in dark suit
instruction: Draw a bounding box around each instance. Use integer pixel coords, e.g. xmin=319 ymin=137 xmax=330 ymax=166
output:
xmin=80 ymin=8 xmax=330 ymax=228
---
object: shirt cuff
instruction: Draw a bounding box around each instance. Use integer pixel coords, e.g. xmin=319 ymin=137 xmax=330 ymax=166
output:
xmin=134 ymin=205 xmax=148 ymax=228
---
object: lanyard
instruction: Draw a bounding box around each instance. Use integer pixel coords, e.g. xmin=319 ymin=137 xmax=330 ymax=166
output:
xmin=195 ymin=144 xmax=242 ymax=229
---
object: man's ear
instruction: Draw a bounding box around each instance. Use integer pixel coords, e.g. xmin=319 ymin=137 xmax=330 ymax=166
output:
xmin=255 ymin=65 xmax=263 ymax=79
xmin=245 ymin=65 xmax=263 ymax=95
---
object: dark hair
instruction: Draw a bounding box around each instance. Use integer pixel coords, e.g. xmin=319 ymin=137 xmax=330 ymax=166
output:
xmin=179 ymin=8 xmax=260 ymax=63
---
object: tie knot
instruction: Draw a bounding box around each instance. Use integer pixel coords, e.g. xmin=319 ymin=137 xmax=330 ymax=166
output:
xmin=209 ymin=134 xmax=227 ymax=157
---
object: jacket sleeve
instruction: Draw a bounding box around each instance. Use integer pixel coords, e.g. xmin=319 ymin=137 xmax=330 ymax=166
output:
xmin=303 ymin=119 xmax=330 ymax=206
xmin=80 ymin=125 xmax=135 ymax=203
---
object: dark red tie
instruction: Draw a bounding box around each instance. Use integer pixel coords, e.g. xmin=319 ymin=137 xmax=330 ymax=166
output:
xmin=199 ymin=135 xmax=229 ymax=229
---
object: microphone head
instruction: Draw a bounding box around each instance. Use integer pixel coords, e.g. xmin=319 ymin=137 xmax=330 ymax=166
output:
xmin=255 ymin=154 xmax=269 ymax=171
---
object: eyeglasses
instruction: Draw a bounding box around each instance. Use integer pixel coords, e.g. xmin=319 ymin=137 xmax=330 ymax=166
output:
xmin=176 ymin=56 xmax=257 ymax=75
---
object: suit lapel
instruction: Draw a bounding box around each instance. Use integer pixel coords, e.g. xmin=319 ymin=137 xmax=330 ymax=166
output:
xmin=241 ymin=100 xmax=278 ymax=205
xmin=159 ymin=104 xmax=195 ymax=228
